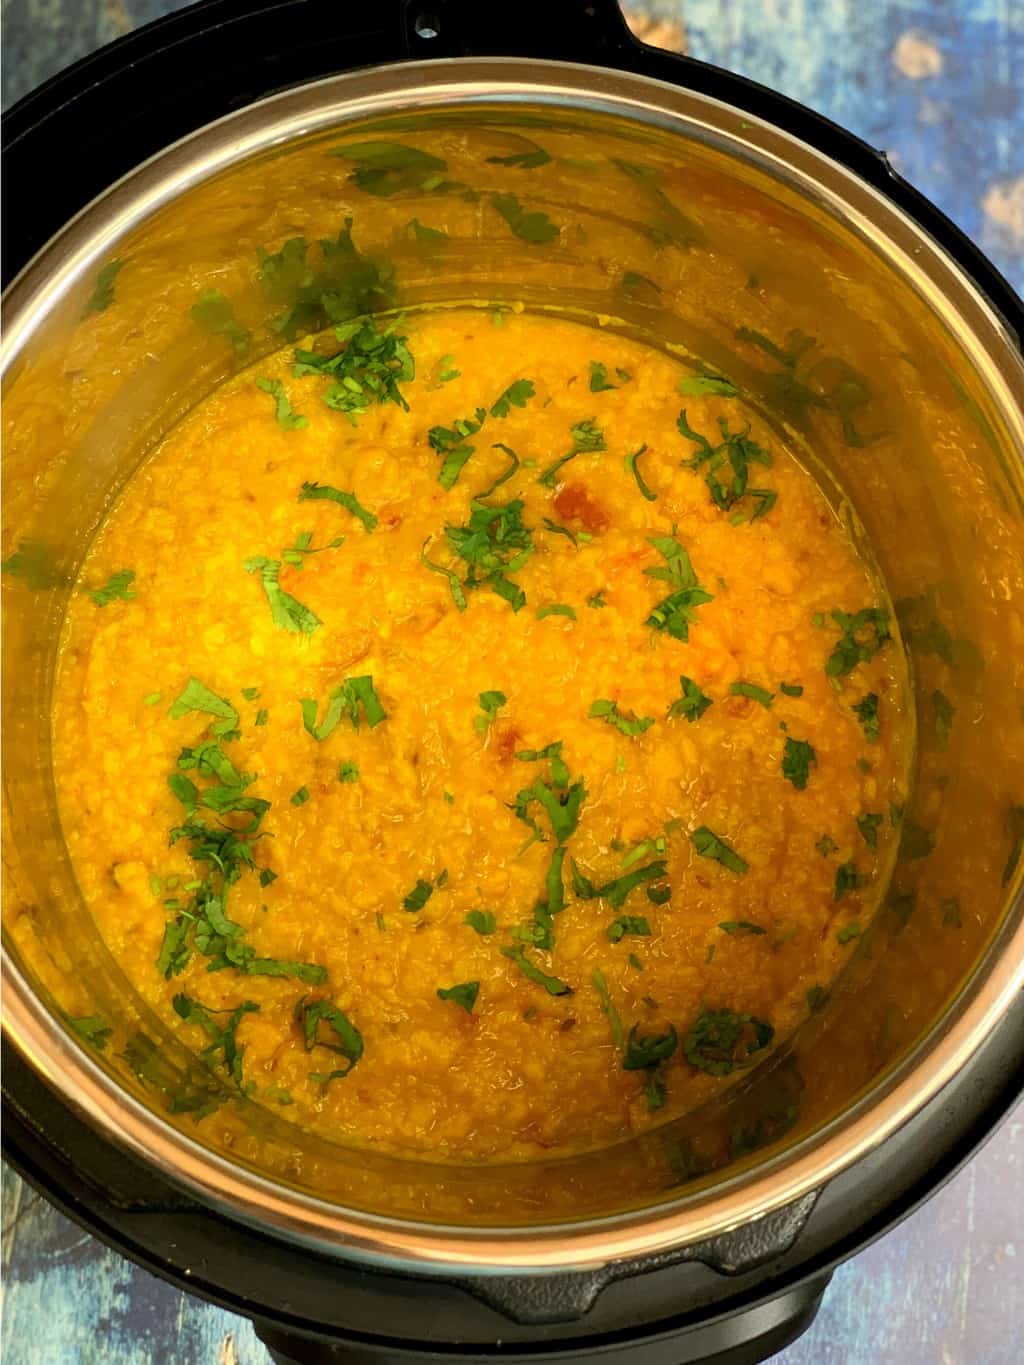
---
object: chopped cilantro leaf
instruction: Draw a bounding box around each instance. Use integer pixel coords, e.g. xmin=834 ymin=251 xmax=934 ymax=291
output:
xmin=486 ymin=142 xmax=552 ymax=169
xmin=168 ymin=678 xmax=239 ymax=737
xmin=857 ymin=812 xmax=883 ymax=849
xmin=255 ymin=708 xmax=268 ymax=726
xmin=244 ymin=557 xmax=321 ymax=634
xmin=67 ymin=1014 xmax=113 ymax=1051
xmin=465 ymin=909 xmax=497 ymax=935
xmin=332 ymin=141 xmax=448 ymax=196
xmin=191 ymin=288 xmax=250 ymax=356
xmin=782 ymin=736 xmax=817 ymax=790
xmin=899 ymin=820 xmax=934 ymax=861
xmin=587 ymin=591 xmax=607 ymax=609
xmin=690 ymin=826 xmax=748 ymax=875
xmin=299 ymin=481 xmax=377 ymax=532
xmin=290 ymin=786 xmax=310 ymax=807
xmin=625 ymin=443 xmax=657 ymax=501
xmin=718 ymin=921 xmax=766 ymax=936
xmin=677 ymin=411 xmax=774 ymax=519
xmin=256 ymin=377 xmax=308 ymax=430
xmin=589 ymin=362 xmax=630 ymax=392
xmin=421 ymin=538 xmax=467 ymax=610
xmin=815 ymin=834 xmax=837 ymax=857
xmin=647 ymin=883 xmax=671 ymax=905
xmin=836 ymin=922 xmax=861 ymax=944
xmin=780 ymin=682 xmax=804 ymax=697
xmin=624 ymin=1023 xmax=678 ymax=1071
xmin=513 ymin=770 xmax=587 ymax=846
xmin=173 ymin=993 xmax=260 ymax=1086
xmin=241 ymin=687 xmax=260 ymax=701
xmin=82 ymin=258 xmax=124 ymax=316
xmin=730 ymin=680 xmax=774 ymax=708
xmin=678 ymin=373 xmax=737 ymax=397
xmin=492 ymin=194 xmax=559 ymax=244
xmin=852 ymin=692 xmax=880 ymax=741
xmin=441 ymin=497 xmax=533 ymax=611
xmin=294 ymin=996 xmax=363 ymax=1076
xmin=502 ymin=945 xmax=572 ymax=995
xmin=591 ymin=968 xmax=624 ymax=1046
xmin=667 ymin=675 xmax=713 ymax=723
xmin=588 ymin=698 xmax=654 ymax=738
xmin=294 ymin=315 xmax=412 ymax=420
xmin=402 ymin=218 xmax=448 ymax=245
xmin=538 ymin=418 xmax=606 ymax=487
xmin=338 ymin=761 xmax=359 ymax=783
xmin=301 ymin=675 xmax=386 ymax=739
xmin=475 ymin=689 xmax=507 ymax=734
xmin=437 ymin=981 xmax=479 ymax=1013
xmin=607 ymin=915 xmax=651 ymax=943
xmin=620 ymin=270 xmax=661 ymax=297
xmin=490 ymin=379 xmax=535 ymax=419
xmin=683 ymin=1008 xmax=773 ymax=1075
xmin=834 ymin=860 xmax=866 ymax=902
xmin=572 ymin=859 xmax=667 ymax=909
xmin=403 ymin=878 xmax=435 ymax=912
xmin=514 ymin=741 xmax=571 ymax=789
xmin=644 ymin=534 xmax=713 ymax=641
xmin=536 ymin=602 xmax=577 ymax=622
xmin=89 ymin=569 xmax=136 ymax=606
xmin=825 ymin=608 xmax=891 ymax=677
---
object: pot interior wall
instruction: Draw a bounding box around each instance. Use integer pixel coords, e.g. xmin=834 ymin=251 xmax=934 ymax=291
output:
xmin=3 ymin=95 xmax=1023 ymax=1228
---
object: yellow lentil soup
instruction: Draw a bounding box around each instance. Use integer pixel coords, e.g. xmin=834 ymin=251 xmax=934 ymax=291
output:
xmin=52 ymin=309 xmax=910 ymax=1161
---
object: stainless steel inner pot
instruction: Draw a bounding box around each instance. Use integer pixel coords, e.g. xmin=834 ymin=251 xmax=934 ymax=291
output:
xmin=3 ymin=59 xmax=1023 ymax=1274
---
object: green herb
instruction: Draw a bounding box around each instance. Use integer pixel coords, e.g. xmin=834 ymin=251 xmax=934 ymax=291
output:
xmin=780 ymin=682 xmax=804 ymax=697
xmin=403 ymin=878 xmax=435 ymax=912
xmin=491 ymin=193 xmax=559 ymax=244
xmin=611 ymin=158 xmax=707 ymax=247
xmin=857 ymin=812 xmax=884 ymax=850
xmin=588 ymin=698 xmax=655 ymax=739
xmin=536 ymin=603 xmax=577 ymax=621
xmin=806 ymin=986 xmax=829 ymax=1012
xmin=476 ymin=442 xmax=520 ymax=500
xmin=298 ymin=481 xmax=377 ymax=532
xmin=439 ymin=497 xmax=533 ymax=612
xmin=624 ymin=1023 xmax=678 ymax=1070
xmin=683 ymin=1009 xmax=774 ymax=1075
xmin=825 ymin=608 xmax=891 ymax=677
xmin=589 ymin=361 xmax=630 ymax=392
xmin=620 ymin=836 xmax=667 ymax=870
xmin=301 ymin=675 xmax=386 ymax=740
xmin=690 ymin=826 xmax=748 ymax=875
xmin=646 ymin=883 xmax=671 ymax=905
xmin=538 ymin=418 xmax=606 ymax=487
xmin=300 ymin=320 xmax=413 ymax=424
xmin=591 ymin=968 xmax=624 ymax=1046
xmin=475 ymin=689 xmax=507 ymax=734
xmin=290 ymin=786 xmax=310 ymax=807
xmin=608 ymin=915 xmax=651 ymax=943
xmin=295 ymin=996 xmax=363 ymax=1077
xmin=67 ymin=1014 xmax=113 ymax=1051
xmin=490 ymin=379 xmax=535 ymax=419
xmin=502 ymin=945 xmax=573 ymax=995
xmin=836 ymin=922 xmax=861 ymax=944
xmin=244 ymin=557 xmax=321 ymax=634
xmin=1 ymin=539 xmax=66 ymax=589
xmin=815 ymin=834 xmax=837 ymax=857
xmin=899 ymin=821 xmax=934 ymax=861
xmin=402 ymin=218 xmax=448 ymax=246
xmin=173 ymin=993 xmax=260 ymax=1086
xmin=730 ymin=680 xmax=773 ymax=708
xmin=87 ymin=568 xmax=136 ymax=607
xmin=280 ymin=527 xmax=346 ymax=570
xmin=668 ymin=675 xmax=713 ymax=723
xmin=191 ymin=288 xmax=250 ymax=356
xmin=735 ymin=325 xmax=817 ymax=368
xmin=620 ymin=270 xmax=662 ymax=297
xmin=572 ymin=859 xmax=668 ymax=909
xmin=465 ymin=909 xmax=497 ymax=935
xmin=168 ymin=678 xmax=239 ymax=737
xmin=514 ymin=740 xmax=570 ymax=788
xmin=852 ymin=692 xmax=880 ymax=741
xmin=624 ymin=443 xmax=657 ymax=501
xmin=255 ymin=709 xmax=268 ymax=726
xmin=932 ymin=689 xmax=955 ymax=749
xmin=587 ymin=591 xmax=607 ymax=609
xmin=437 ymin=981 xmax=479 ymax=1013
xmin=782 ymin=736 xmax=817 ymax=790
xmin=338 ymin=761 xmax=359 ymax=783
xmin=834 ymin=860 xmax=866 ymax=902
xmin=256 ymin=377 xmax=308 ymax=430
xmin=677 ymin=412 xmax=775 ymax=519
xmin=332 ymin=140 xmax=449 ymax=196
xmin=644 ymin=534 xmax=714 ymax=641
xmin=678 ymin=374 xmax=737 ymax=397
xmin=889 ymin=801 xmax=905 ymax=826
xmin=486 ymin=141 xmax=552 ymax=170
xmin=718 ymin=921 xmax=766 ymax=936
xmin=82 ymin=258 xmax=124 ymax=316
xmin=1004 ymin=804 xmax=1024 ymax=886
xmin=513 ymin=766 xmax=587 ymax=846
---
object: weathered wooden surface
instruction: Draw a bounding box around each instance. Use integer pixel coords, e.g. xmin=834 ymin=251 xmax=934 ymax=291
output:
xmin=2 ymin=1 xmax=1022 ymax=1360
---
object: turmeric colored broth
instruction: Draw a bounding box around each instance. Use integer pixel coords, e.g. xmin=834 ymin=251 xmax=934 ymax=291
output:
xmin=52 ymin=309 xmax=910 ymax=1160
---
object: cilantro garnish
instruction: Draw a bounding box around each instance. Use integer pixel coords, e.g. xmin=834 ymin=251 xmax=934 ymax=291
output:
xmin=690 ymin=826 xmax=748 ymax=875
xmin=537 ymin=603 xmax=576 ymax=621
xmin=592 ymin=968 xmax=624 ymax=1046
xmin=683 ymin=1009 xmax=773 ymax=1075
xmin=857 ymin=812 xmax=883 ymax=849
xmin=430 ymin=407 xmax=487 ymax=488
xmin=293 ymin=315 xmax=412 ymax=421
xmin=256 ymin=378 xmax=308 ymax=430
xmin=834 ymin=860 xmax=866 ymax=902
xmin=782 ymin=736 xmax=817 ymax=790
xmin=437 ymin=981 xmax=479 ymax=1013
xmin=825 ymin=608 xmax=891 ymax=677
xmin=89 ymin=569 xmax=136 ymax=606
xmin=608 ymin=915 xmax=651 ymax=943
xmin=538 ymin=418 xmax=606 ymax=487
xmin=932 ymin=689 xmax=955 ymax=749
xmin=668 ymin=675 xmax=713 ymax=722
xmin=301 ymin=675 xmax=386 ymax=740
xmin=294 ymin=996 xmax=363 ymax=1078
xmin=780 ymin=682 xmax=804 ymax=697
xmin=190 ymin=288 xmax=251 ymax=356
xmin=1 ymin=539 xmax=65 ymax=589
xmin=173 ymin=993 xmax=259 ymax=1086
xmin=849 ymin=691 xmax=880 ymax=741
xmin=476 ymin=689 xmax=507 ymax=734
xmin=514 ymin=741 xmax=570 ymax=787
xmin=168 ymin=678 xmax=239 ymax=737
xmin=298 ymin=481 xmax=377 ymax=532
xmin=432 ymin=498 xmax=533 ymax=612
xmin=255 ymin=709 xmax=268 ymax=726
xmin=647 ymin=883 xmax=671 ymax=905
xmin=899 ymin=821 xmax=934 ymax=861
xmin=486 ymin=140 xmax=551 ymax=169
xmin=588 ymin=698 xmax=654 ymax=738
xmin=719 ymin=920 xmax=766 ymax=937
xmin=677 ymin=411 xmax=775 ymax=519
xmin=465 ymin=909 xmax=497 ymax=936
xmin=280 ymin=529 xmax=345 ymax=570
xmin=490 ymin=379 xmax=535 ymax=419
xmin=338 ymin=761 xmax=359 ymax=784
xmin=625 ymin=444 xmax=657 ymax=501
xmin=403 ymin=872 xmax=444 ymax=912
xmin=491 ymin=194 xmax=559 ymax=244
xmin=587 ymin=591 xmax=607 ymax=609
xmin=589 ymin=362 xmax=631 ymax=392
xmin=678 ymin=373 xmax=737 ymax=397
xmin=478 ymin=443 xmax=520 ymax=500
xmin=836 ymin=922 xmax=861 ymax=945
xmin=244 ymin=557 xmax=321 ymax=634
xmin=82 ymin=258 xmax=124 ymax=316
xmin=332 ymin=141 xmax=448 ymax=196
xmin=502 ymin=945 xmax=572 ymax=995
xmin=290 ymin=787 xmax=310 ymax=807
xmin=620 ymin=836 xmax=666 ymax=869
xmin=572 ymin=859 xmax=667 ymax=909
xmin=401 ymin=218 xmax=448 ymax=246
xmin=644 ymin=534 xmax=714 ymax=641
xmin=730 ymin=681 xmax=773 ymax=708
xmin=816 ymin=834 xmax=837 ymax=856
xmin=67 ymin=1015 xmax=113 ymax=1051
xmin=620 ymin=270 xmax=662 ymax=298
xmin=624 ymin=1023 xmax=678 ymax=1070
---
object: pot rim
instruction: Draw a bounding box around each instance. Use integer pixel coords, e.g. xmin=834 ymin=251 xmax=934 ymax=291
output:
xmin=3 ymin=56 xmax=1023 ymax=1274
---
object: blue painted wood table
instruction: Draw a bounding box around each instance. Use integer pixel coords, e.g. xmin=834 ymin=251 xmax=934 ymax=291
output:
xmin=2 ymin=2 xmax=1022 ymax=1361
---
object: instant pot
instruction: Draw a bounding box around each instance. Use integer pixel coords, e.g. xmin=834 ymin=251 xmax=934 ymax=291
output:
xmin=3 ymin=3 xmax=1023 ymax=1362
